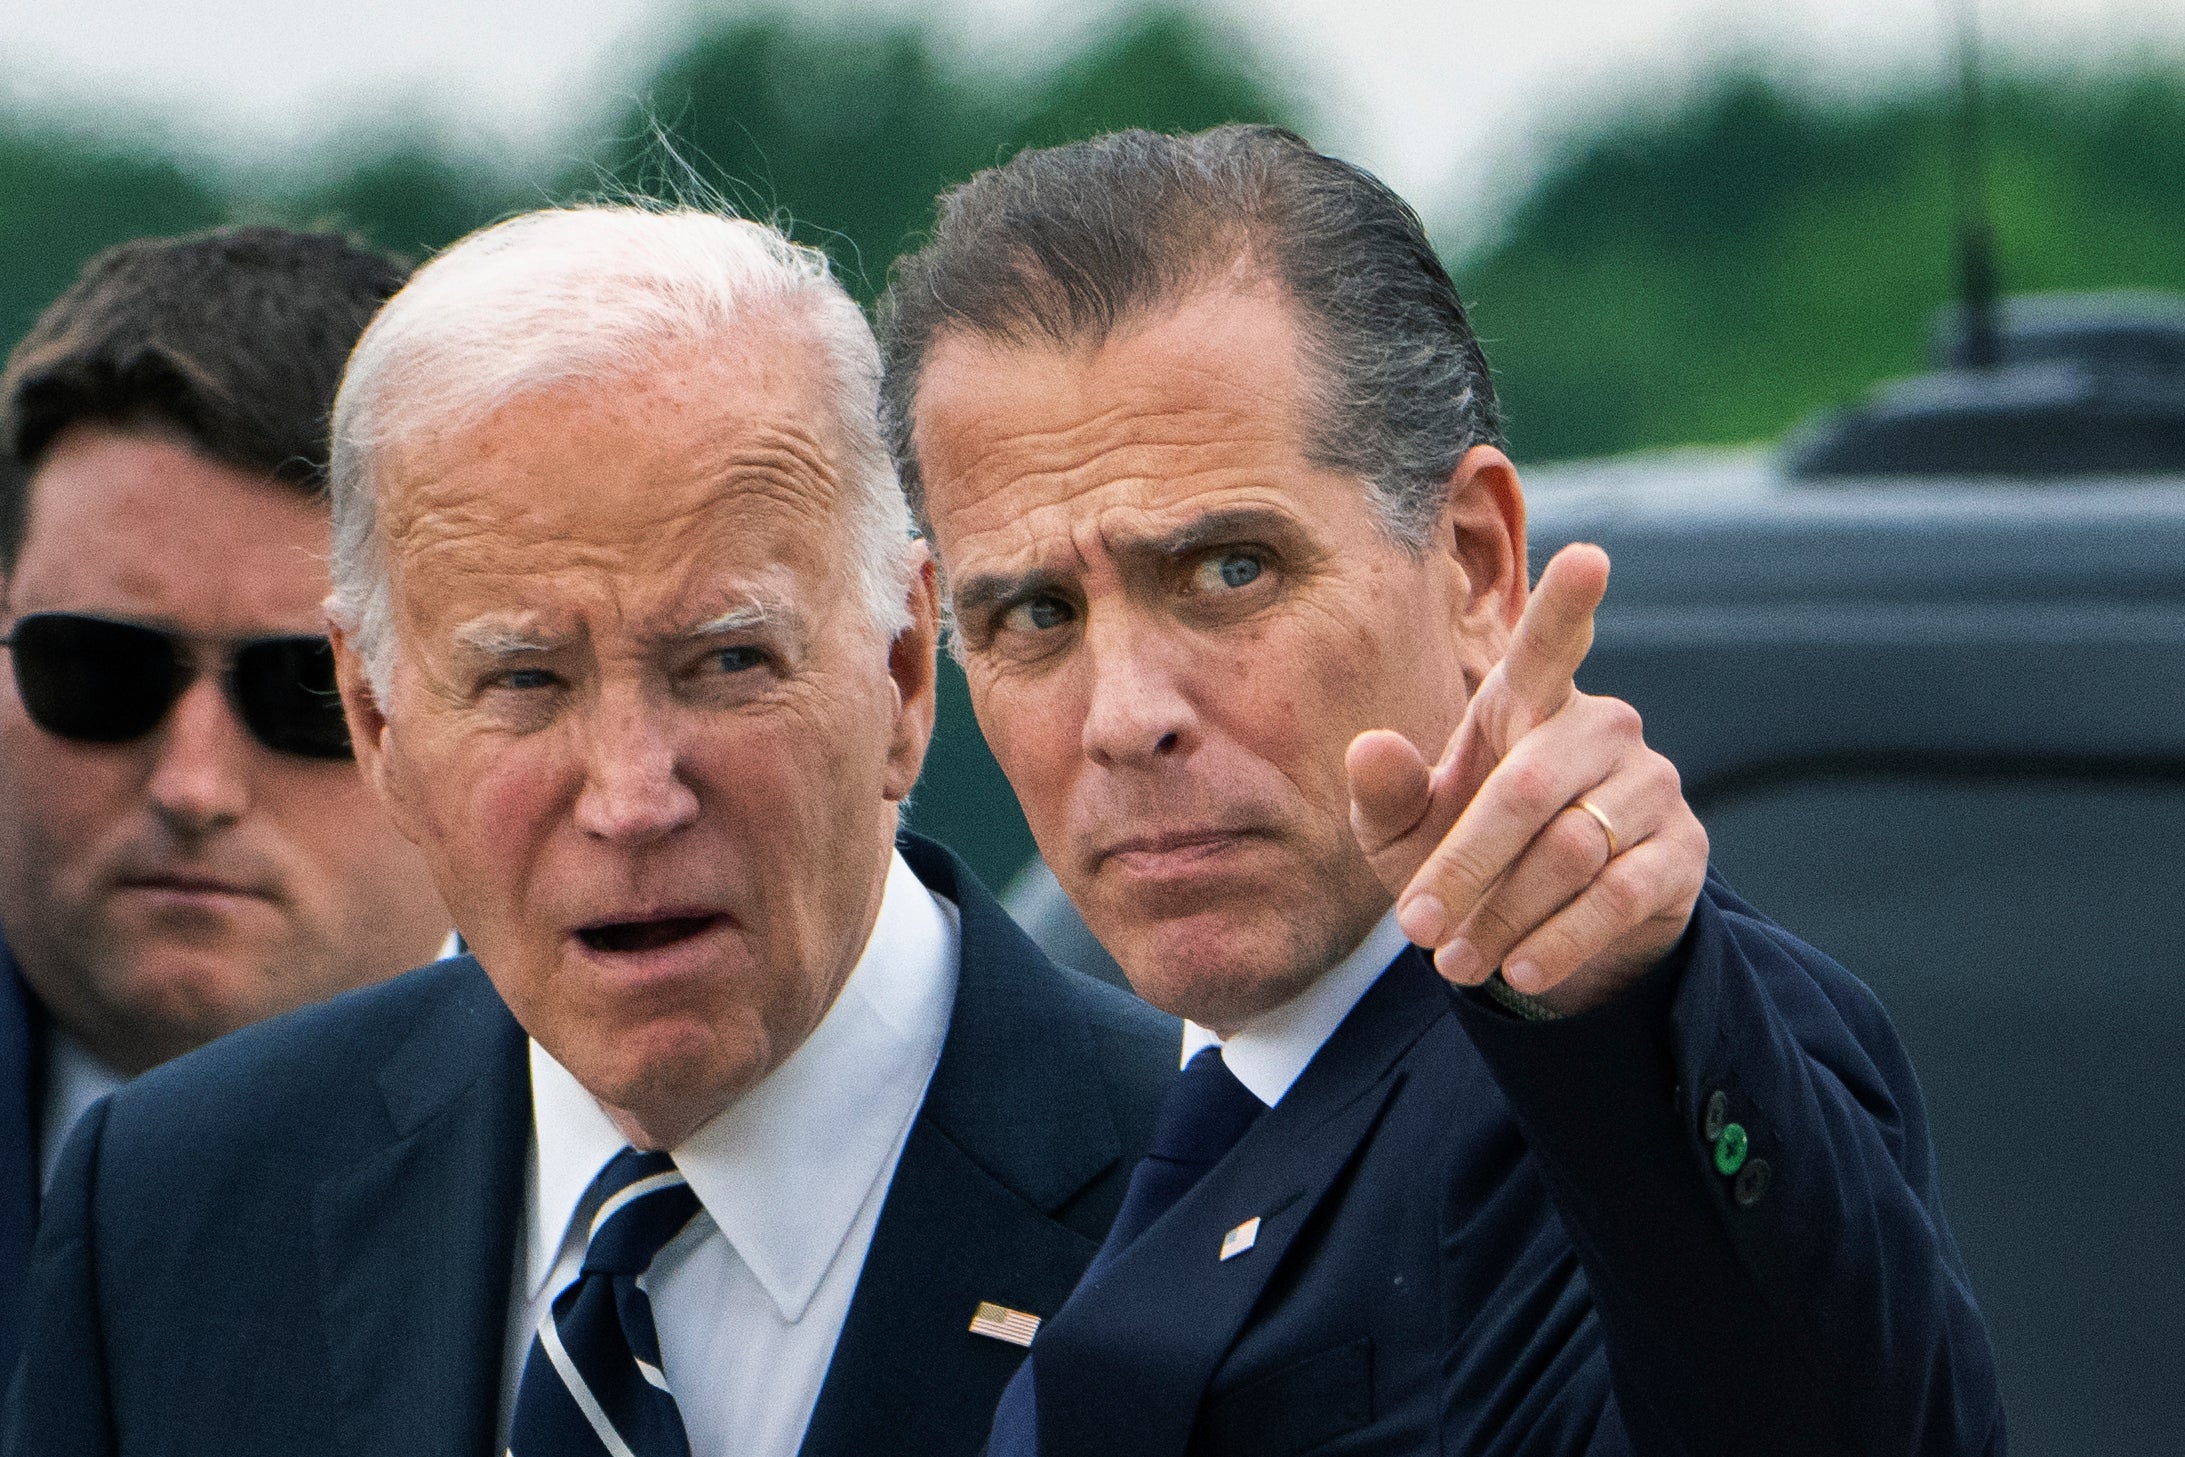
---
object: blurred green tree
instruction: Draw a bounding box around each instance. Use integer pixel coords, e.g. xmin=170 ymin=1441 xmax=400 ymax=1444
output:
xmin=589 ymin=18 xmax=1005 ymax=294
xmin=1010 ymin=9 xmax=1299 ymax=153
xmin=286 ymin=141 xmax=527 ymax=261
xmin=0 ymin=120 xmax=227 ymax=343
xmin=590 ymin=6 xmax=1303 ymax=299
xmin=1461 ymin=70 xmax=2185 ymax=461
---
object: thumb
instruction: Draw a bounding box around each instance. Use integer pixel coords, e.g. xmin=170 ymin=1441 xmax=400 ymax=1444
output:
xmin=1348 ymin=729 xmax=1434 ymax=889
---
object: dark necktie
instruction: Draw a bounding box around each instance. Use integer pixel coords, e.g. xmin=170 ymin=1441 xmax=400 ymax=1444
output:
xmin=508 ymin=1148 xmax=703 ymax=1457
xmin=986 ymin=1045 xmax=1268 ymax=1456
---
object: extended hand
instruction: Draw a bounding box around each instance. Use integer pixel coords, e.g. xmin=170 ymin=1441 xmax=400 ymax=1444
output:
xmin=1346 ymin=544 xmax=1708 ymax=1015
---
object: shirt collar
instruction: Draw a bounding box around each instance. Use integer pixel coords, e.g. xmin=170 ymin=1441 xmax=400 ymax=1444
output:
xmin=40 ymin=1026 xmax=126 ymax=1192
xmin=527 ymin=849 xmax=960 ymax=1322
xmin=1181 ymin=908 xmax=1409 ymax=1107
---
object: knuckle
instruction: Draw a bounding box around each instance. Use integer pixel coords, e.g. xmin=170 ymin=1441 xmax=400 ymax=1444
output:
xmin=1684 ymin=853 xmax=1712 ymax=900
xmin=1466 ymin=897 xmax=1526 ymax=950
xmin=1502 ymin=759 xmax=1560 ymax=820
xmin=1599 ymin=695 xmax=1644 ymax=739
xmin=1353 ymin=805 xmax=1413 ymax=859
xmin=1591 ymin=860 xmax=1647 ymax=925
xmin=1652 ymin=752 xmax=1685 ymax=798
xmin=1518 ymin=926 xmax=1581 ymax=980
xmin=1427 ymin=844 xmax=1497 ymax=904
xmin=1547 ymin=813 xmax=1604 ymax=875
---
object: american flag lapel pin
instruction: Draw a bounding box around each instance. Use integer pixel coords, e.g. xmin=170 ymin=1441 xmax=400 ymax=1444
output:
xmin=1219 ymin=1216 xmax=1262 ymax=1262
xmin=968 ymin=1301 xmax=1042 ymax=1347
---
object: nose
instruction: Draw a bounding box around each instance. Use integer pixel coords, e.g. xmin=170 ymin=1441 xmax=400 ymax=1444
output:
xmin=1079 ymin=613 xmax=1198 ymax=770
xmin=145 ymin=677 xmax=253 ymax=837
xmin=572 ymin=688 xmax=699 ymax=844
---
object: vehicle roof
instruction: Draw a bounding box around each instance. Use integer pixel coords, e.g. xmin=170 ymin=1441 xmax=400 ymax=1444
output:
xmin=1513 ymin=449 xmax=2185 ymax=784
xmin=1522 ymin=448 xmax=2185 ymax=608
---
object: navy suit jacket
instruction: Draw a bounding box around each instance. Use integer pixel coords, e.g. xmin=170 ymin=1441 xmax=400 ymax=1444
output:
xmin=4 ymin=835 xmax=1178 ymax=1457
xmin=0 ymin=935 xmax=38 ymax=1389
xmin=1024 ymin=877 xmax=2004 ymax=1456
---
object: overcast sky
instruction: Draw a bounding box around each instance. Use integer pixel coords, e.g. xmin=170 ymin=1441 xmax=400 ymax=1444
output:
xmin=5 ymin=0 xmax=2183 ymax=234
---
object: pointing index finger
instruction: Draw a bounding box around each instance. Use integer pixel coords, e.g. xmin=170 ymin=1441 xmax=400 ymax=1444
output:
xmin=1502 ymin=543 xmax=1610 ymax=729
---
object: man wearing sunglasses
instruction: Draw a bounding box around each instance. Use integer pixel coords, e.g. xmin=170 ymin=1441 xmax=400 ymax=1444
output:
xmin=0 ymin=228 xmax=454 ymax=1379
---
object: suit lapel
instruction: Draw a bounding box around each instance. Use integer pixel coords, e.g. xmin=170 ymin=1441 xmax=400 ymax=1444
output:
xmin=799 ymin=836 xmax=1162 ymax=1457
xmin=313 ymin=959 xmax=530 ymax=1457
xmin=0 ymin=937 xmax=40 ymax=1383
xmin=1034 ymin=950 xmax=1450 ymax=1457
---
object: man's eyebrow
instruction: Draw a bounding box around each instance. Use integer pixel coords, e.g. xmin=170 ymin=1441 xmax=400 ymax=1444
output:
xmin=951 ymin=566 xmax=1075 ymax=623
xmin=1115 ymin=506 xmax=1301 ymax=561
xmin=674 ymin=595 xmax=810 ymax=653
xmin=686 ymin=603 xmax=774 ymax=635
xmin=452 ymin=617 xmax=560 ymax=656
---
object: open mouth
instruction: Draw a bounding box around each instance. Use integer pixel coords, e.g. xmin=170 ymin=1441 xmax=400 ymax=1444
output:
xmin=576 ymin=915 xmax=723 ymax=954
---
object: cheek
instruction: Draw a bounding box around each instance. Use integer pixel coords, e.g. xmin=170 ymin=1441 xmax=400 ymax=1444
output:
xmin=1223 ymin=609 xmax=1414 ymax=807
xmin=969 ymin=673 xmax=1081 ymax=818
xmin=1205 ymin=627 xmax=1329 ymax=760
xmin=390 ymin=726 xmax=563 ymax=909
xmin=0 ymin=730 xmax=144 ymax=866
xmin=251 ymin=761 xmax=385 ymax=845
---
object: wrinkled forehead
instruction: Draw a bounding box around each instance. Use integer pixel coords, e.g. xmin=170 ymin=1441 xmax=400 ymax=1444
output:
xmin=375 ymin=346 xmax=858 ymax=621
xmin=911 ymin=282 xmax=1315 ymax=553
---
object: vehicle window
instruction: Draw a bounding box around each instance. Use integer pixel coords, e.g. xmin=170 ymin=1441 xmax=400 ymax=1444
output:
xmin=1701 ymin=771 xmax=2185 ymax=1456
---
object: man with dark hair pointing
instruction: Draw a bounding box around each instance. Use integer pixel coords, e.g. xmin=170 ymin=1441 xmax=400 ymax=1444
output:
xmin=880 ymin=125 xmax=2004 ymax=1454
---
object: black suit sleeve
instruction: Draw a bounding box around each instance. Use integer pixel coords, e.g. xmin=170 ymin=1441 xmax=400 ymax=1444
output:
xmin=4 ymin=1097 xmax=119 ymax=1457
xmin=1448 ymin=877 xmax=2004 ymax=1457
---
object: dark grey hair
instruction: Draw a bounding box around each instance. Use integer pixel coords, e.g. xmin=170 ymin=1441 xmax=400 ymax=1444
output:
xmin=876 ymin=124 xmax=1502 ymax=550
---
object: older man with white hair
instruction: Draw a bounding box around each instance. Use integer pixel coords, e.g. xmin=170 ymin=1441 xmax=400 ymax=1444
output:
xmin=3 ymin=205 xmax=1176 ymax=1457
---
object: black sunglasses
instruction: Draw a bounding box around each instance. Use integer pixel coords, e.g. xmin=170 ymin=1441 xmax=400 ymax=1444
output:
xmin=1 ymin=612 xmax=352 ymax=760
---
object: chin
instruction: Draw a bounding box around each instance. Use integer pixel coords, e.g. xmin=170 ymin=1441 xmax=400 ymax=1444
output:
xmin=1104 ymin=909 xmax=1326 ymax=1031
xmin=110 ymin=961 xmax=270 ymax=1038
xmin=579 ymin=1017 xmax=772 ymax=1137
xmin=96 ymin=992 xmax=249 ymax=1072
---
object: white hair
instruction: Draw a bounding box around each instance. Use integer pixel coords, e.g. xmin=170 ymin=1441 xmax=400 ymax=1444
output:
xmin=327 ymin=204 xmax=916 ymax=700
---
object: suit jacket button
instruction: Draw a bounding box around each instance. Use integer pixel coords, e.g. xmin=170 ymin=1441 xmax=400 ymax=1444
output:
xmin=1734 ymin=1157 xmax=1772 ymax=1206
xmin=1712 ymin=1121 xmax=1749 ymax=1176
xmin=1702 ymin=1089 xmax=1728 ymax=1142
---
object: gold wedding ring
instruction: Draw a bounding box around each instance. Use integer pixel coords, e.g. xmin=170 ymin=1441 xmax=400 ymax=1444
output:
xmin=1572 ymin=797 xmax=1619 ymax=860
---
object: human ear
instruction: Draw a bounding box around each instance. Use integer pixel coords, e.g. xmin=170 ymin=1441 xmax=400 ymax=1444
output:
xmin=881 ymin=546 xmax=941 ymax=803
xmin=1435 ymin=444 xmax=1528 ymax=691
xmin=327 ymin=616 xmax=426 ymax=847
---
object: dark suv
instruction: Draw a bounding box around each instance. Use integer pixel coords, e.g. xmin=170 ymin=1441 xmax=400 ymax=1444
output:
xmin=1006 ymin=292 xmax=2185 ymax=1456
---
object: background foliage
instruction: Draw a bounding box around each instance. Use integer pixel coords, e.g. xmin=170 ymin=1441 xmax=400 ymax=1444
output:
xmin=1465 ymin=69 xmax=2185 ymax=459
xmin=4 ymin=6 xmax=2182 ymax=886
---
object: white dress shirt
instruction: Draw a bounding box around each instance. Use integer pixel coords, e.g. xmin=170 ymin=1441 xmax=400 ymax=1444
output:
xmin=499 ymin=850 xmax=960 ymax=1457
xmin=1181 ymin=910 xmax=1409 ymax=1107
xmin=40 ymin=1028 xmax=125 ymax=1192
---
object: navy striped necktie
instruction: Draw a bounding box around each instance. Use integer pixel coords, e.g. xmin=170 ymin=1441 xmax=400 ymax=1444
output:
xmin=508 ymin=1148 xmax=703 ymax=1457
xmin=986 ymin=1045 xmax=1268 ymax=1456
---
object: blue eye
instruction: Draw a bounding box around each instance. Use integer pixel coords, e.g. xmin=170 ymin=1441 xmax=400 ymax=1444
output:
xmin=714 ymin=646 xmax=765 ymax=673
xmin=1195 ymin=551 xmax=1263 ymax=591
xmin=504 ymin=668 xmax=557 ymax=691
xmin=1001 ymin=596 xmax=1073 ymax=633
